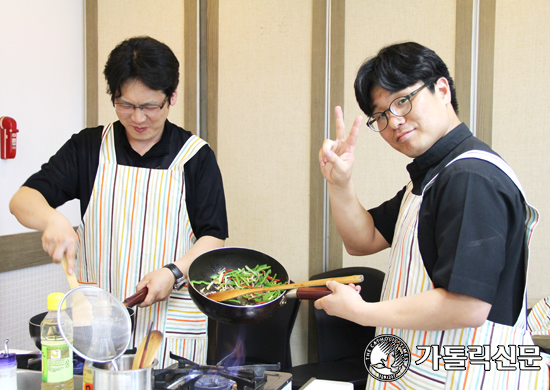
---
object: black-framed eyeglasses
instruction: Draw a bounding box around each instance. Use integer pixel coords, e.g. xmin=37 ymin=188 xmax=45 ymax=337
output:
xmin=114 ymin=97 xmax=169 ymax=115
xmin=366 ymin=80 xmax=435 ymax=132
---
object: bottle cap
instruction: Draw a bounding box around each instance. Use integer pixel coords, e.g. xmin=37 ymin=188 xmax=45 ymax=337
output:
xmin=47 ymin=292 xmax=67 ymax=311
xmin=0 ymin=353 xmax=16 ymax=368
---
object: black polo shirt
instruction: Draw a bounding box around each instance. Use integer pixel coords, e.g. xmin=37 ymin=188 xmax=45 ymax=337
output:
xmin=369 ymin=124 xmax=526 ymax=326
xmin=24 ymin=120 xmax=228 ymax=241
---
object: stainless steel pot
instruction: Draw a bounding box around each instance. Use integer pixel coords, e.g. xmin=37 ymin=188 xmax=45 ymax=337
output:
xmin=90 ymin=354 xmax=157 ymax=390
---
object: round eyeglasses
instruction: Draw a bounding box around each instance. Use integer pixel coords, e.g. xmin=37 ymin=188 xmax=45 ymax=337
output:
xmin=366 ymin=81 xmax=435 ymax=132
xmin=114 ymin=97 xmax=169 ymax=116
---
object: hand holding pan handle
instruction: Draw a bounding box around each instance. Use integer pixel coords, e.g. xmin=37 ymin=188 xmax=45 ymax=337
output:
xmin=124 ymin=286 xmax=331 ymax=306
xmin=123 ymin=287 xmax=148 ymax=308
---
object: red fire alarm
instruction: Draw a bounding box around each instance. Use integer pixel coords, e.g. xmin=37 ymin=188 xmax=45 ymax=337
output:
xmin=1 ymin=116 xmax=19 ymax=159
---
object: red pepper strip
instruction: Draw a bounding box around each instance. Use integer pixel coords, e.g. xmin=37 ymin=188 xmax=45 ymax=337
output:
xmin=222 ymin=269 xmax=233 ymax=281
xmin=266 ymin=276 xmax=281 ymax=282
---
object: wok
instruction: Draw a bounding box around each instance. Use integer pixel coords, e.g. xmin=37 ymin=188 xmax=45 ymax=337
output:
xmin=188 ymin=247 xmax=289 ymax=324
xmin=187 ymin=247 xmax=330 ymax=324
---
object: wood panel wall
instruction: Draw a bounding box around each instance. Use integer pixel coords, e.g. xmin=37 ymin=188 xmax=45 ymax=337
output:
xmin=492 ymin=0 xmax=550 ymax=306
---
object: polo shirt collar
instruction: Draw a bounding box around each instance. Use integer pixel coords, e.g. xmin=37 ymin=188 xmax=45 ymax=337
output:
xmin=115 ymin=120 xmax=173 ymax=159
xmin=406 ymin=123 xmax=472 ymax=190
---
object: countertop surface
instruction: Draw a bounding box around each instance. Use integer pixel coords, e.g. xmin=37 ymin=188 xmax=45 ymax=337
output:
xmin=17 ymin=370 xmax=84 ymax=390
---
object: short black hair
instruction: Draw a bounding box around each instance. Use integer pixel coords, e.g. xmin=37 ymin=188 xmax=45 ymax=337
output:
xmin=354 ymin=42 xmax=458 ymax=117
xmin=103 ymin=36 xmax=179 ymax=103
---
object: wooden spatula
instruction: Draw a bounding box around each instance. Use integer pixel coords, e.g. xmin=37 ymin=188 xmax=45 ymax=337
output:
xmin=133 ymin=321 xmax=153 ymax=370
xmin=206 ymin=274 xmax=364 ymax=302
xmin=140 ymin=331 xmax=163 ymax=368
xmin=61 ymin=256 xmax=93 ymax=327
xmin=61 ymin=256 xmax=79 ymax=289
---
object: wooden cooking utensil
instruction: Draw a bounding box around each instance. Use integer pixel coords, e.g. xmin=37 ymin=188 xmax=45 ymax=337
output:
xmin=206 ymin=274 xmax=364 ymax=302
xmin=133 ymin=321 xmax=153 ymax=370
xmin=61 ymin=256 xmax=93 ymax=327
xmin=61 ymin=256 xmax=79 ymax=289
xmin=140 ymin=331 xmax=163 ymax=368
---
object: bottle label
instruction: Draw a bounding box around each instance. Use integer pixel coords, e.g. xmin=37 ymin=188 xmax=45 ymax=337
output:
xmin=0 ymin=367 xmax=16 ymax=378
xmin=42 ymin=344 xmax=73 ymax=383
xmin=83 ymin=361 xmax=94 ymax=389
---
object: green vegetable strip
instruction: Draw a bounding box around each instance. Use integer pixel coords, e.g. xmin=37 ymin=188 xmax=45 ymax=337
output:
xmin=190 ymin=280 xmax=210 ymax=285
xmin=191 ymin=264 xmax=287 ymax=305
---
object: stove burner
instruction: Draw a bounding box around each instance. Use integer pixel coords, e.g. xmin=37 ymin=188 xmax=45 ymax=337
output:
xmin=194 ymin=374 xmax=233 ymax=390
xmin=153 ymin=352 xmax=282 ymax=390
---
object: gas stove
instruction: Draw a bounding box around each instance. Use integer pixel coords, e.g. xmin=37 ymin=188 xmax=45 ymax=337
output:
xmin=17 ymin=351 xmax=292 ymax=390
xmin=153 ymin=353 xmax=292 ymax=390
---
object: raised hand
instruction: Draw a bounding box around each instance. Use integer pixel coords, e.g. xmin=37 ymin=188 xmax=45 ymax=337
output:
xmin=41 ymin=213 xmax=78 ymax=273
xmin=318 ymin=106 xmax=363 ymax=187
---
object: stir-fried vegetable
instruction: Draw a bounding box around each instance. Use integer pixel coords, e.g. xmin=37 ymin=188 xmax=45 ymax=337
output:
xmin=191 ymin=264 xmax=287 ymax=306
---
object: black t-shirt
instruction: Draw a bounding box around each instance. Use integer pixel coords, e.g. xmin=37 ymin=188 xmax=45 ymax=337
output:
xmin=369 ymin=124 xmax=526 ymax=326
xmin=24 ymin=120 xmax=228 ymax=240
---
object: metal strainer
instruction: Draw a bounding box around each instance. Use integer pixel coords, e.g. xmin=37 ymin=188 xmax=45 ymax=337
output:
xmin=57 ymin=286 xmax=132 ymax=370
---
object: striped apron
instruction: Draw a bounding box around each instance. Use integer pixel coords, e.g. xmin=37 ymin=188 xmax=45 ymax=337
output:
xmin=368 ymin=150 xmax=550 ymax=389
xmin=75 ymin=123 xmax=209 ymax=368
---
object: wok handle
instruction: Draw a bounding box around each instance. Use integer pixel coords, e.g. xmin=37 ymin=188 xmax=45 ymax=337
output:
xmin=286 ymin=287 xmax=331 ymax=300
xmin=123 ymin=287 xmax=148 ymax=307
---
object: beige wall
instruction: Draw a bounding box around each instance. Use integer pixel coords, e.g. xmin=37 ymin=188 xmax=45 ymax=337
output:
xmin=492 ymin=0 xmax=550 ymax=307
xmin=217 ymin=0 xmax=313 ymax=365
xmin=218 ymin=0 xmax=312 ymax=281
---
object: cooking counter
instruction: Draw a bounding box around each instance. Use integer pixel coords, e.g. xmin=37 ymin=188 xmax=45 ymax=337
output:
xmin=17 ymin=370 xmax=83 ymax=390
xmin=16 ymin=369 xmax=292 ymax=390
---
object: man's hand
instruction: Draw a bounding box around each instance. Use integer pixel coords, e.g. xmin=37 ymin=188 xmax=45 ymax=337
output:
xmin=319 ymin=106 xmax=363 ymax=187
xmin=135 ymin=268 xmax=175 ymax=307
xmin=9 ymin=186 xmax=79 ymax=273
xmin=314 ymin=280 xmax=365 ymax=322
xmin=134 ymin=235 xmax=225 ymax=307
xmin=42 ymin=213 xmax=78 ymax=273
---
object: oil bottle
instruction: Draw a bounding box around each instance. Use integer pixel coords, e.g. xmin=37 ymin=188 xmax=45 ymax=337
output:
xmin=41 ymin=292 xmax=74 ymax=390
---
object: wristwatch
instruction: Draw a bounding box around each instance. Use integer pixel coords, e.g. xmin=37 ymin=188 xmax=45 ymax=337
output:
xmin=163 ymin=263 xmax=187 ymax=290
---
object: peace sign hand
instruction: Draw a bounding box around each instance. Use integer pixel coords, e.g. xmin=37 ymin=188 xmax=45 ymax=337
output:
xmin=319 ymin=106 xmax=363 ymax=187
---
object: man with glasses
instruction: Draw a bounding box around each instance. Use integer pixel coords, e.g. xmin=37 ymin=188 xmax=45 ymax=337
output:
xmin=9 ymin=36 xmax=228 ymax=367
xmin=315 ymin=42 xmax=549 ymax=387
